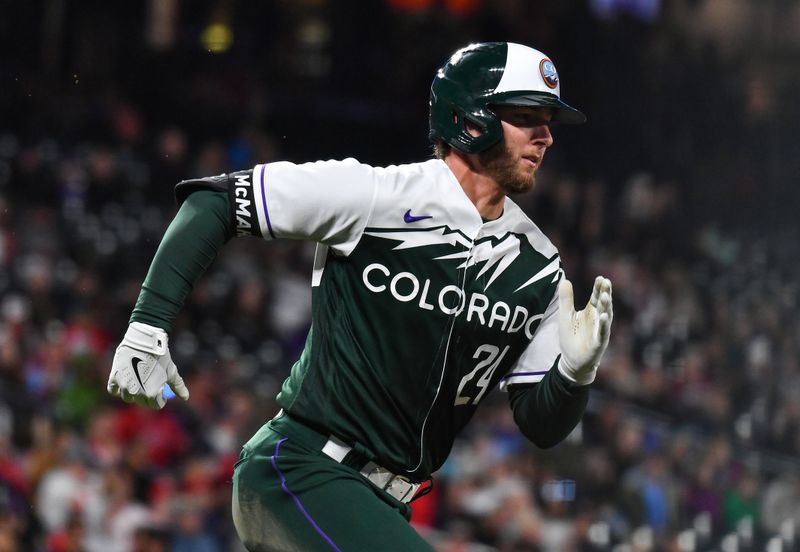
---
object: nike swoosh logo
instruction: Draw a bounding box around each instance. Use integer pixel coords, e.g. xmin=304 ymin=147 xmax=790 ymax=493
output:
xmin=131 ymin=357 xmax=146 ymax=389
xmin=403 ymin=209 xmax=433 ymax=223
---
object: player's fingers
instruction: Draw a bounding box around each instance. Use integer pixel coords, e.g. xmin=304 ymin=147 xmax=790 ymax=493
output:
xmin=154 ymin=391 xmax=167 ymax=410
xmin=142 ymin=393 xmax=164 ymax=410
xmin=107 ymin=372 xmax=120 ymax=396
xmin=558 ymin=278 xmax=575 ymax=316
xmin=599 ymin=291 xmax=612 ymax=314
xmin=168 ymin=364 xmax=190 ymax=401
xmin=153 ymin=382 xmax=173 ymax=410
xmin=600 ymin=277 xmax=614 ymax=320
xmin=171 ymin=378 xmax=190 ymax=401
xmin=120 ymin=389 xmax=137 ymax=404
xmin=590 ymin=276 xmax=604 ymax=307
xmin=598 ymin=312 xmax=611 ymax=342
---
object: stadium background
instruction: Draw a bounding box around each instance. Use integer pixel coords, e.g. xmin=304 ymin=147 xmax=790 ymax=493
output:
xmin=1 ymin=0 xmax=799 ymax=550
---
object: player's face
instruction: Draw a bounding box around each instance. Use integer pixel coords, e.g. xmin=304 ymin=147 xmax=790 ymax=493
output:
xmin=479 ymin=106 xmax=554 ymax=195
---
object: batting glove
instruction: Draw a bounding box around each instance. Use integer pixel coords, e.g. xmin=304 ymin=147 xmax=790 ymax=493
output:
xmin=107 ymin=322 xmax=190 ymax=409
xmin=557 ymin=276 xmax=613 ymax=385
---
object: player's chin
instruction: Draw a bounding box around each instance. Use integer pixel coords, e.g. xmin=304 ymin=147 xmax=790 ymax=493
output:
xmin=503 ymin=175 xmax=535 ymax=195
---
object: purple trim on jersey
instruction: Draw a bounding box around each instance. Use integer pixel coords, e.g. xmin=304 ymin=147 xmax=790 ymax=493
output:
xmin=259 ymin=166 xmax=276 ymax=239
xmin=270 ymin=438 xmax=342 ymax=551
xmin=501 ymin=371 xmax=548 ymax=380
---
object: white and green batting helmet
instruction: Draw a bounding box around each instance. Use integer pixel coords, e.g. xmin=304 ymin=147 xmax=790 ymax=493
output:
xmin=429 ymin=42 xmax=586 ymax=154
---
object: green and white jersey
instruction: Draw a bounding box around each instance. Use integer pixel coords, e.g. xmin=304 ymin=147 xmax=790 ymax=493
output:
xmin=242 ymin=158 xmax=562 ymax=480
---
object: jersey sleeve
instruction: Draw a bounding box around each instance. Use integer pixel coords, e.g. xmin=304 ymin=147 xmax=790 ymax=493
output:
xmin=498 ymin=286 xmax=560 ymax=390
xmin=246 ymin=159 xmax=378 ymax=255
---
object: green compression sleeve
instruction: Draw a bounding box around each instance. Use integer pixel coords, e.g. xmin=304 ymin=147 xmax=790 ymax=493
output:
xmin=508 ymin=360 xmax=590 ymax=449
xmin=130 ymin=190 xmax=233 ymax=332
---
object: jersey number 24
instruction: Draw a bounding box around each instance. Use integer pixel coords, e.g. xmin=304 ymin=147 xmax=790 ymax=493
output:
xmin=454 ymin=344 xmax=510 ymax=406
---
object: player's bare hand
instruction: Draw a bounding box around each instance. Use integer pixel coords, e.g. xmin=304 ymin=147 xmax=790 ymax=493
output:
xmin=107 ymin=322 xmax=190 ymax=409
xmin=556 ymin=276 xmax=613 ymax=385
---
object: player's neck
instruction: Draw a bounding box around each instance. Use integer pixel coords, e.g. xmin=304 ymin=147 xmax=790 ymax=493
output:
xmin=444 ymin=154 xmax=505 ymax=221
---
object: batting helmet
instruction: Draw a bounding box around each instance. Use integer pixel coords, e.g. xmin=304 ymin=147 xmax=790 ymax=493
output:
xmin=429 ymin=42 xmax=586 ymax=154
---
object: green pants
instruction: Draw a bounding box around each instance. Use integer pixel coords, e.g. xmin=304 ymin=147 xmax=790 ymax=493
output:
xmin=231 ymin=412 xmax=434 ymax=552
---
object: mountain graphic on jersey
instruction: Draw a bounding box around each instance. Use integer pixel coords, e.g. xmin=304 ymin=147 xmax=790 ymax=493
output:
xmin=363 ymin=225 xmax=561 ymax=292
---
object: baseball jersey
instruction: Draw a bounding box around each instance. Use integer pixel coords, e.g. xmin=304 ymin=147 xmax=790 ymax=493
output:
xmin=234 ymin=158 xmax=562 ymax=480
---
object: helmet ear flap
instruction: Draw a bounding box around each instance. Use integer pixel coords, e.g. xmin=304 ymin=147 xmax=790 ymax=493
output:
xmin=428 ymin=43 xmax=506 ymax=153
xmin=452 ymin=108 xmax=503 ymax=154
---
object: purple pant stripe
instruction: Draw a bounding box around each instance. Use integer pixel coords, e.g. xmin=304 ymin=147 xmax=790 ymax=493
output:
xmin=270 ymin=437 xmax=342 ymax=552
xmin=259 ymin=166 xmax=276 ymax=239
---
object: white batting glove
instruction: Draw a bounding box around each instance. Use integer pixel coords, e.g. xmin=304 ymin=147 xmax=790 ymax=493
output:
xmin=557 ymin=276 xmax=613 ymax=385
xmin=107 ymin=322 xmax=190 ymax=409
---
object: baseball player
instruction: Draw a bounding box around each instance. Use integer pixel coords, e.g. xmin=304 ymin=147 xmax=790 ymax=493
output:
xmin=107 ymin=42 xmax=613 ymax=551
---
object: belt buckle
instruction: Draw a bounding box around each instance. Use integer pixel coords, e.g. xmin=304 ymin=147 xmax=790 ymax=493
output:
xmin=363 ymin=464 xmax=416 ymax=502
xmin=383 ymin=474 xmax=415 ymax=503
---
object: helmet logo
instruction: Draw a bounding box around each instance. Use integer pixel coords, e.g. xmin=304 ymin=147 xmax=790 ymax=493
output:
xmin=539 ymin=59 xmax=559 ymax=89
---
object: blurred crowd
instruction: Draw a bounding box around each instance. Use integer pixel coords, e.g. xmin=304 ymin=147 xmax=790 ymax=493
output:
xmin=2 ymin=1 xmax=800 ymax=551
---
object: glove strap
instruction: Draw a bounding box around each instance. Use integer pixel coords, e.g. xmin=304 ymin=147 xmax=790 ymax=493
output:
xmin=124 ymin=322 xmax=169 ymax=355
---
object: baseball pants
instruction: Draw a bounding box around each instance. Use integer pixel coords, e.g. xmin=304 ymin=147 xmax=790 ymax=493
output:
xmin=231 ymin=412 xmax=434 ymax=552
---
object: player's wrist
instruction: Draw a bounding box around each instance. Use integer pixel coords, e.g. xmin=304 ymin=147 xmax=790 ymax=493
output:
xmin=557 ymin=357 xmax=597 ymax=386
xmin=123 ymin=322 xmax=169 ymax=355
